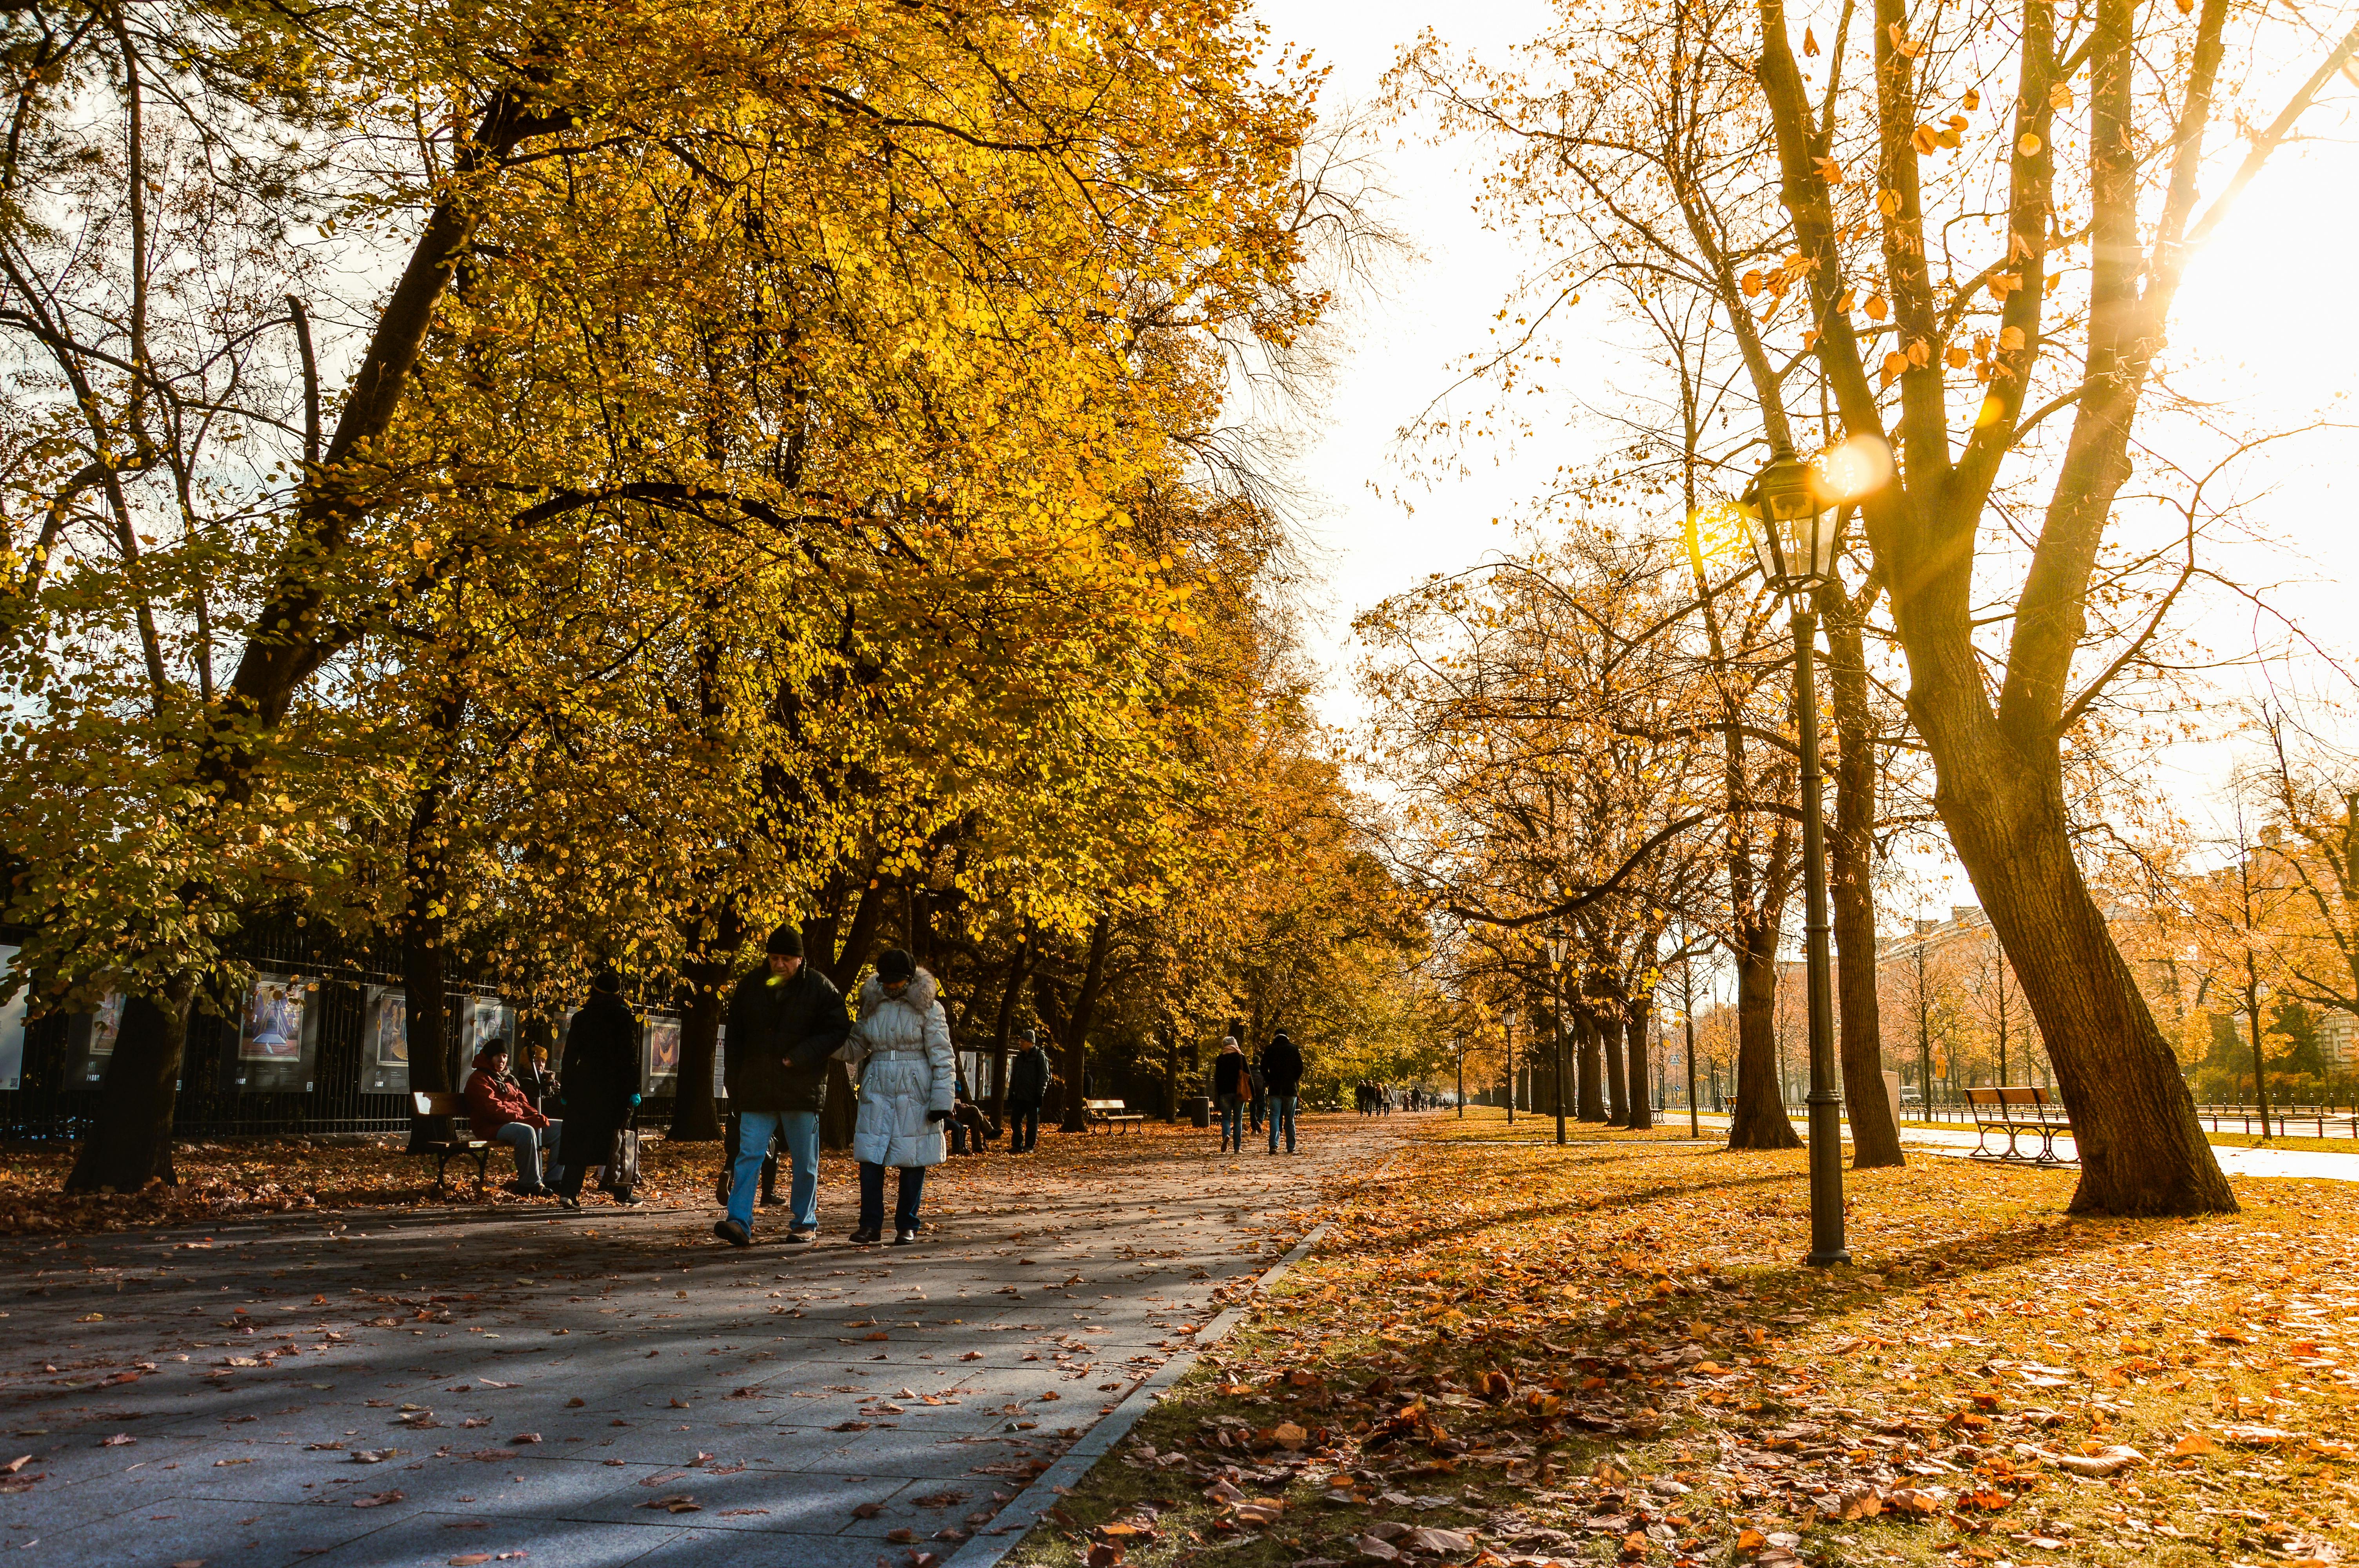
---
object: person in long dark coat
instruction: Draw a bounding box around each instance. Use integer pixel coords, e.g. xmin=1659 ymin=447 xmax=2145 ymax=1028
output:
xmin=552 ymin=970 xmax=642 ymax=1209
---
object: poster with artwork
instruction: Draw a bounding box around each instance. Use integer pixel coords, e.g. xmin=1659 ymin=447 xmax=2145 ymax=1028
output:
xmin=239 ymin=978 xmax=310 ymax=1061
xmin=67 ymin=992 xmax=129 ymax=1084
xmin=644 ymin=1014 xmax=681 ymax=1085
xmin=0 ymin=945 xmax=25 ymax=1093
xmin=363 ymin=985 xmax=409 ymax=1094
xmin=460 ymin=997 xmax=515 ymax=1063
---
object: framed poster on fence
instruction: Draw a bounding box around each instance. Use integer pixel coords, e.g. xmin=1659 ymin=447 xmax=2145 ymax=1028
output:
xmin=459 ymin=997 xmax=515 ymax=1082
xmin=0 ymin=946 xmax=26 ymax=1093
xmin=227 ymin=975 xmax=318 ymax=1093
xmin=66 ymin=992 xmax=128 ymax=1085
xmin=643 ymin=1013 xmax=681 ymax=1090
xmin=364 ymin=985 xmax=408 ymax=1094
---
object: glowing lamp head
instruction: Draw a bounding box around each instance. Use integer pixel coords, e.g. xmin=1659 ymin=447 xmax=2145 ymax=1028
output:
xmin=1739 ymin=448 xmax=1835 ymax=592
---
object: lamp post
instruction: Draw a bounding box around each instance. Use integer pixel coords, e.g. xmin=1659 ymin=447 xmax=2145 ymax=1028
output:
xmin=1681 ymin=931 xmax=1701 ymax=1140
xmin=1740 ymin=438 xmax=1875 ymax=1269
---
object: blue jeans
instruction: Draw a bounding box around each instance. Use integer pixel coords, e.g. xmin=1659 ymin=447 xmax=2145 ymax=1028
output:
xmin=1267 ymin=1095 xmax=1297 ymax=1153
xmin=1218 ymin=1094 xmax=1246 ymax=1150
xmin=728 ymin=1111 xmax=819 ymax=1232
xmin=493 ymin=1120 xmax=560 ymax=1187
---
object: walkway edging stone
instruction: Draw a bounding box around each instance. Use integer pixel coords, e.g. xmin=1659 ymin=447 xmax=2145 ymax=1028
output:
xmin=943 ymin=1218 xmax=1336 ymax=1568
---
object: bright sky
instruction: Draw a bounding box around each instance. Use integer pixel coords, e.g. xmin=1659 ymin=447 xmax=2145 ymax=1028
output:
xmin=1250 ymin=0 xmax=2359 ymax=916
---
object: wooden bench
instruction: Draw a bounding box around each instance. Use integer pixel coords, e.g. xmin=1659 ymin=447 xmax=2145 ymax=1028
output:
xmin=1083 ymin=1098 xmax=1145 ymax=1134
xmin=410 ymin=1091 xmax=492 ymax=1193
xmin=1964 ymin=1085 xmax=2075 ymax=1166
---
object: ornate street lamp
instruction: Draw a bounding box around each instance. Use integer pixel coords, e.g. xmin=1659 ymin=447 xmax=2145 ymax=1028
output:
xmin=1737 ymin=434 xmax=1888 ymax=1268
xmin=1503 ymin=1006 xmax=1518 ymax=1124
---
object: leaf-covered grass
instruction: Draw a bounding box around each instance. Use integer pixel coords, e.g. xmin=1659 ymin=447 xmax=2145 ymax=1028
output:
xmin=1010 ymin=1111 xmax=2359 ymax=1568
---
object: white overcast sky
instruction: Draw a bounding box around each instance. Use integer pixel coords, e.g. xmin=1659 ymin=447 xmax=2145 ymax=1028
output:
xmin=1249 ymin=0 xmax=2359 ymax=917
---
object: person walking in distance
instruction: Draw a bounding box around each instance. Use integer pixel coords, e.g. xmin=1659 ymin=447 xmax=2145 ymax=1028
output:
xmin=713 ymin=924 xmax=853 ymax=1248
xmin=838 ymin=949 xmax=954 ymax=1245
xmin=552 ymin=971 xmax=642 ymax=1209
xmin=1211 ymin=1036 xmax=1250 ymax=1154
xmin=1261 ymin=1028 xmax=1304 ymax=1155
xmin=1005 ymin=1028 xmax=1051 ymax=1153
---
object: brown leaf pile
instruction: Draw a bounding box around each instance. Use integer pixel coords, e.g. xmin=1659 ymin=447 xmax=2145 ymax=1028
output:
xmin=1010 ymin=1118 xmax=2359 ymax=1568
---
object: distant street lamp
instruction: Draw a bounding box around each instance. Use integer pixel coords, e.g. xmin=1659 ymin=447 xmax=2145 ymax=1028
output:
xmin=1503 ymin=1007 xmax=1518 ymax=1125
xmin=1740 ymin=436 xmax=1887 ymax=1268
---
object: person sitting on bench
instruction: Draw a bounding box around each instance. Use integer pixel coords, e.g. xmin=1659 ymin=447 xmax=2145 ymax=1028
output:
xmin=464 ymin=1039 xmax=561 ymax=1196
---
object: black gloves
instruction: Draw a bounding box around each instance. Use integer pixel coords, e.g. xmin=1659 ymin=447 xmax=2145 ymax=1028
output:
xmin=926 ymin=1108 xmax=953 ymax=1124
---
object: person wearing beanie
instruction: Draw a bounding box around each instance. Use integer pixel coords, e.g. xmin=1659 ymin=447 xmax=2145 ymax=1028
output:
xmin=1004 ymin=1026 xmax=1052 ymax=1153
xmin=554 ymin=971 xmax=642 ymax=1208
xmin=836 ymin=947 xmax=954 ymax=1245
xmin=714 ymin=923 xmax=852 ymax=1248
xmin=1260 ymin=1027 xmax=1305 ymax=1155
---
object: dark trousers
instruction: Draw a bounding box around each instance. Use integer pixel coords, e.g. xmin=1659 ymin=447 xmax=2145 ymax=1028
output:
xmin=1009 ymin=1103 xmax=1041 ymax=1152
xmin=859 ymin=1162 xmax=927 ymax=1233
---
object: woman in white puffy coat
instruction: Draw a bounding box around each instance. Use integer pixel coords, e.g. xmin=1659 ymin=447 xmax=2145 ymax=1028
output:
xmin=836 ymin=947 xmax=955 ymax=1244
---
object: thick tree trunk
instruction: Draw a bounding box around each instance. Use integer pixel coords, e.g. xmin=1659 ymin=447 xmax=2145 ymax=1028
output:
xmin=1728 ymin=920 xmax=1804 ymax=1150
xmin=1056 ymin=915 xmax=1113 ymax=1133
xmin=63 ymin=983 xmax=193 ymax=1191
xmin=1603 ymin=1003 xmax=1630 ymax=1124
xmin=671 ymin=907 xmax=741 ymax=1143
xmin=818 ymin=877 xmax=892 ymax=1152
xmin=1574 ymin=1011 xmax=1607 ymax=1121
xmin=1931 ymin=739 xmax=2235 ymax=1212
xmin=1822 ymin=582 xmax=1905 ymax=1168
xmin=984 ymin=937 xmax=1032 ymax=1122
xmin=1622 ymin=1003 xmax=1654 ymax=1130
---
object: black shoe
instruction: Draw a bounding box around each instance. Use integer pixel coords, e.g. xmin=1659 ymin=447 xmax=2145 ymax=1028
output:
xmin=556 ymin=1195 xmax=582 ymax=1210
xmin=892 ymin=1229 xmax=919 ymax=1246
xmin=714 ymin=1173 xmax=731 ymax=1205
xmin=712 ymin=1217 xmax=751 ymax=1247
xmin=612 ymin=1190 xmax=644 ymax=1207
xmin=760 ymin=1189 xmax=783 ymax=1207
xmin=848 ymin=1226 xmax=881 ymax=1245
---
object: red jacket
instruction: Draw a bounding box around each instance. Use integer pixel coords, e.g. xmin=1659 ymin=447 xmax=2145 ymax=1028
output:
xmin=465 ymin=1068 xmax=548 ymax=1139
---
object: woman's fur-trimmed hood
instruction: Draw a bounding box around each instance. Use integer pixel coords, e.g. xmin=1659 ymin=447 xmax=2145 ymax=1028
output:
xmin=857 ymin=966 xmax=939 ymax=1021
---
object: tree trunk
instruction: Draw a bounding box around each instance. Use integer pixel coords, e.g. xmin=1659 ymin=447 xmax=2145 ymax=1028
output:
xmin=818 ymin=876 xmax=892 ymax=1152
xmin=1057 ymin=915 xmax=1113 ymax=1133
xmin=1602 ymin=1003 xmax=1630 ymax=1124
xmin=1622 ymin=1002 xmax=1654 ymax=1130
xmin=670 ymin=907 xmax=741 ymax=1143
xmin=1928 ymin=727 xmax=2234 ymax=1212
xmin=1728 ymin=919 xmax=1804 ymax=1149
xmin=1574 ymin=1011 xmax=1607 ymax=1121
xmin=63 ymin=983 xmax=193 ymax=1191
xmin=1822 ymin=580 xmax=1905 ymax=1169
xmin=984 ymin=936 xmax=1032 ymax=1123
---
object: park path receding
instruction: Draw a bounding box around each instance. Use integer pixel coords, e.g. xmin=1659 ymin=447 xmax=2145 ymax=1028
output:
xmin=0 ymin=1121 xmax=1369 ymax=1568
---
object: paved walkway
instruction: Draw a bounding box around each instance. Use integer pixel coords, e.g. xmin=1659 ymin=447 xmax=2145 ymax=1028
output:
xmin=1687 ymin=1111 xmax=2359 ymax=1181
xmin=0 ymin=1121 xmax=1362 ymax=1568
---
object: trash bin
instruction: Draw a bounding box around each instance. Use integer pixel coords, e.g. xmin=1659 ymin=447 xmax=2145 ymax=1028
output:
xmin=1184 ymin=1095 xmax=1211 ymax=1129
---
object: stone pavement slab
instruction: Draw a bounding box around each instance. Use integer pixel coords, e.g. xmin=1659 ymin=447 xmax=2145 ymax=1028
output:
xmin=0 ymin=1118 xmax=1372 ymax=1567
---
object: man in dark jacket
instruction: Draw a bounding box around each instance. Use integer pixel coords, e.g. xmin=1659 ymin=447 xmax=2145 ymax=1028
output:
xmin=1261 ymin=1028 xmax=1305 ymax=1154
xmin=713 ymin=924 xmax=853 ymax=1247
xmin=1005 ymin=1029 xmax=1051 ymax=1153
xmin=553 ymin=971 xmax=642 ymax=1208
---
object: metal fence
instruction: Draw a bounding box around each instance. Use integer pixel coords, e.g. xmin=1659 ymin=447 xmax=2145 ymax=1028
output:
xmin=0 ymin=923 xmax=681 ymax=1145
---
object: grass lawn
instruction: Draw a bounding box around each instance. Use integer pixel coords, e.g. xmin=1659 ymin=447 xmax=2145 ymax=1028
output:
xmin=1009 ymin=1110 xmax=2359 ymax=1568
